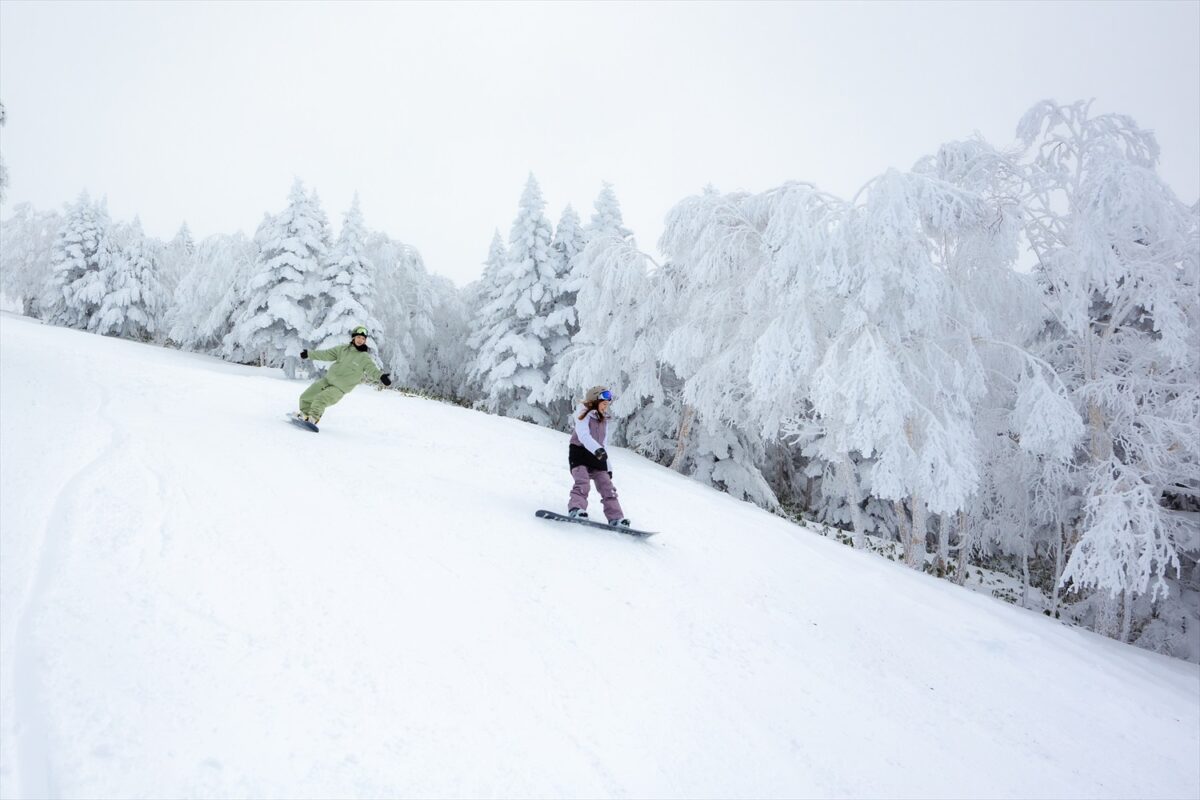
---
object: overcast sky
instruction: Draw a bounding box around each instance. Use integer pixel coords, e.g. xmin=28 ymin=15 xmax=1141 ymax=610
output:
xmin=1 ymin=0 xmax=1197 ymax=286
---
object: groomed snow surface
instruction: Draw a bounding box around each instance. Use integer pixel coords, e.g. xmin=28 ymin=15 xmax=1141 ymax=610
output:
xmin=1 ymin=313 xmax=1196 ymax=799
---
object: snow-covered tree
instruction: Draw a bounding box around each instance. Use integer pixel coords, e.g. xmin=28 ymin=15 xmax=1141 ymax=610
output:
xmin=1018 ymin=100 xmax=1200 ymax=639
xmin=411 ymin=274 xmax=471 ymax=400
xmin=0 ymin=202 xmax=62 ymax=317
xmin=370 ymin=232 xmax=436 ymax=387
xmin=911 ymin=138 xmax=1078 ymax=582
xmin=656 ymin=185 xmax=797 ymax=507
xmin=798 ymin=168 xmax=1036 ymax=565
xmin=550 ymin=204 xmax=587 ymax=332
xmin=471 ymin=174 xmax=560 ymax=424
xmin=463 ymin=230 xmax=509 ymax=400
xmin=223 ymin=180 xmax=326 ymax=377
xmin=168 ymin=232 xmax=257 ymax=354
xmin=94 ymin=218 xmax=169 ymax=341
xmin=170 ymin=221 xmax=195 ymax=255
xmin=479 ymin=228 xmax=507 ymax=293
xmin=566 ymin=182 xmax=636 ymax=304
xmin=585 ymin=182 xmax=634 ymax=244
xmin=547 ymin=229 xmax=670 ymax=443
xmin=543 ymin=184 xmax=665 ymax=431
xmin=312 ymin=195 xmax=382 ymax=352
xmin=43 ymin=192 xmax=114 ymax=332
xmin=160 ymin=222 xmax=196 ymax=297
xmin=0 ymin=101 xmax=9 ymax=203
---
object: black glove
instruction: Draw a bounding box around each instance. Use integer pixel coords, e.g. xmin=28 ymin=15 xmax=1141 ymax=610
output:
xmin=300 ymin=349 xmax=308 ymax=359
xmin=594 ymin=447 xmax=608 ymax=462
xmin=381 ymin=374 xmax=392 ymax=386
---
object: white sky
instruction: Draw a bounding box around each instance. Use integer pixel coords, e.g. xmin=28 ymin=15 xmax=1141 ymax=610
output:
xmin=1 ymin=0 xmax=1197 ymax=286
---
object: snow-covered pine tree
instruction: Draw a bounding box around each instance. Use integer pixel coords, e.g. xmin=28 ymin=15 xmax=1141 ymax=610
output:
xmin=94 ymin=218 xmax=170 ymax=341
xmin=463 ymin=230 xmax=508 ymax=400
xmin=480 ymin=228 xmax=507 ymax=292
xmin=1018 ymin=99 xmax=1200 ymax=641
xmin=471 ymin=174 xmax=559 ymax=425
xmin=550 ymin=204 xmax=587 ymax=335
xmin=548 ymin=225 xmax=670 ymax=444
xmin=311 ymin=195 xmax=382 ymax=353
xmin=223 ymin=180 xmax=326 ymax=378
xmin=533 ymin=205 xmax=589 ymax=423
xmin=171 ymin=222 xmax=195 ymax=255
xmin=543 ymin=183 xmax=668 ymax=434
xmin=585 ymin=182 xmax=634 ymax=244
xmin=552 ymin=183 xmax=637 ymax=349
xmin=168 ymin=232 xmax=257 ymax=354
xmin=160 ymin=222 xmax=196 ymax=297
xmin=0 ymin=202 xmax=62 ymax=317
xmin=568 ymin=183 xmax=635 ymax=304
xmin=43 ymin=192 xmax=114 ymax=332
xmin=309 ymin=188 xmax=333 ymax=254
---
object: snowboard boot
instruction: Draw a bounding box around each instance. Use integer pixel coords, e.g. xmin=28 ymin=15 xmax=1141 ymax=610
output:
xmin=568 ymin=508 xmax=588 ymax=519
xmin=608 ymin=518 xmax=631 ymax=528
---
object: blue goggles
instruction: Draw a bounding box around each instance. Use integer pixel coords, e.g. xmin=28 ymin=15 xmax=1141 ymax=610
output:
xmin=598 ymin=390 xmax=613 ymax=401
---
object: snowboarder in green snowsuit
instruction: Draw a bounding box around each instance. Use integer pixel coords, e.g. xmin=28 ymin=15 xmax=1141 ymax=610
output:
xmin=296 ymin=325 xmax=392 ymax=423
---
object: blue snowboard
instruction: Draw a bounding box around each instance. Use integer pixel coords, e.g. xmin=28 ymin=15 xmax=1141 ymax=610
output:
xmin=286 ymin=413 xmax=319 ymax=433
xmin=535 ymin=509 xmax=656 ymax=538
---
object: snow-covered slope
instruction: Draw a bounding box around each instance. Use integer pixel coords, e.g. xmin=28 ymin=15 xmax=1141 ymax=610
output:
xmin=1 ymin=313 xmax=1196 ymax=799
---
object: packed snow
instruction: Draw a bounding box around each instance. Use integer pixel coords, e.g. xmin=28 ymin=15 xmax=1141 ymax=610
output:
xmin=1 ymin=313 xmax=1197 ymax=798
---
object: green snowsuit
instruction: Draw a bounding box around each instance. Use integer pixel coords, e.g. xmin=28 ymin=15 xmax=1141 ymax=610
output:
xmin=299 ymin=344 xmax=384 ymax=420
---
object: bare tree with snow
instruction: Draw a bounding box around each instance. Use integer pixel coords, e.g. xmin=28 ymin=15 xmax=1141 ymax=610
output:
xmin=1018 ymin=100 xmax=1200 ymax=640
xmin=168 ymin=232 xmax=257 ymax=354
xmin=0 ymin=202 xmax=62 ymax=318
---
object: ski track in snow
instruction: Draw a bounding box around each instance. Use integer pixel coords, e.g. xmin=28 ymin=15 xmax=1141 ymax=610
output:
xmin=10 ymin=374 xmax=117 ymax=798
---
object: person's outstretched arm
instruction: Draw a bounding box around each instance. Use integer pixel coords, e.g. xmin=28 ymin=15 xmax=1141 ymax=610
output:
xmin=306 ymin=344 xmax=345 ymax=361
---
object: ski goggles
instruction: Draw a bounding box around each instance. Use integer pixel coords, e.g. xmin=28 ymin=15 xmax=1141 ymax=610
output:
xmin=598 ymin=390 xmax=613 ymax=401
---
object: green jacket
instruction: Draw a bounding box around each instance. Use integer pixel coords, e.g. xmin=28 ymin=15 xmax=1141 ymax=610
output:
xmin=309 ymin=344 xmax=383 ymax=392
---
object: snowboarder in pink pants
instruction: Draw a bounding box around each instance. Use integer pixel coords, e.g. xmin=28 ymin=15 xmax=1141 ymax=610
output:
xmin=567 ymin=385 xmax=631 ymax=528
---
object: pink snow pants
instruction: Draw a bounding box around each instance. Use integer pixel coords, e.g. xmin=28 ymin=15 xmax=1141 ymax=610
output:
xmin=569 ymin=466 xmax=624 ymax=521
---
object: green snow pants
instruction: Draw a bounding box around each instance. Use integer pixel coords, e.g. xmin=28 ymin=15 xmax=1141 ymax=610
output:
xmin=299 ymin=377 xmax=346 ymax=420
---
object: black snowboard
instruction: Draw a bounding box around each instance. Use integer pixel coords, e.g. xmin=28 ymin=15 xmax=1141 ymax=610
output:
xmin=286 ymin=413 xmax=319 ymax=433
xmin=535 ymin=509 xmax=656 ymax=538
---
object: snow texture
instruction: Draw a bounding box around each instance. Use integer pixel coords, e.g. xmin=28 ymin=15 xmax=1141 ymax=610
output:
xmin=1 ymin=312 xmax=1196 ymax=799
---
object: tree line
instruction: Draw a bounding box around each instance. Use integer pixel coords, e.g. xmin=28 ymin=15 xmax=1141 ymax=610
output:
xmin=2 ymin=99 xmax=1197 ymax=661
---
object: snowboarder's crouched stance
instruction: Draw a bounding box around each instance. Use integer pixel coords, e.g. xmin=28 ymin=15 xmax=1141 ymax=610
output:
xmin=568 ymin=385 xmax=632 ymax=528
xmin=296 ymin=325 xmax=391 ymax=424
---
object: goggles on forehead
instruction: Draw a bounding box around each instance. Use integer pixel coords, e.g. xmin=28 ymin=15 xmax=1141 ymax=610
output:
xmin=598 ymin=390 xmax=613 ymax=401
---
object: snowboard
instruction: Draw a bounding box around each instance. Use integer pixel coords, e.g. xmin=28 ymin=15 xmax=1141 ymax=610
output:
xmin=286 ymin=413 xmax=319 ymax=433
xmin=535 ymin=509 xmax=656 ymax=538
